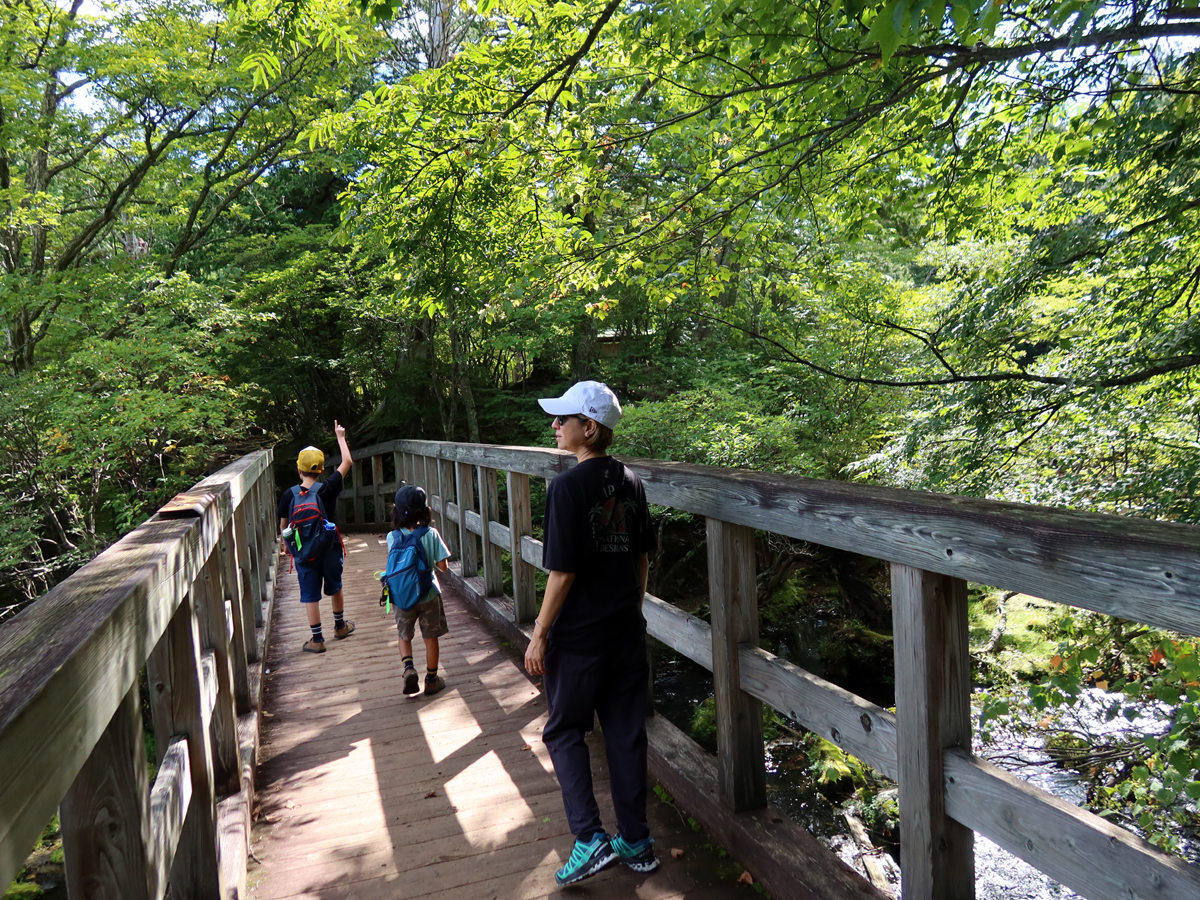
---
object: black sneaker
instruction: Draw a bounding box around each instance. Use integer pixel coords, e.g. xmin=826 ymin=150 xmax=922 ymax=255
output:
xmin=403 ymin=666 xmax=419 ymax=695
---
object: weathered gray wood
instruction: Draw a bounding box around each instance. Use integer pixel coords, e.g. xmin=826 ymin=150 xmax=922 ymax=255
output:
xmin=352 ymin=462 xmax=365 ymax=525
xmin=445 ymin=500 xmax=460 ymax=524
xmin=148 ymin=737 xmax=192 ymax=900
xmin=707 ymin=518 xmax=766 ymax=812
xmin=455 ymin=462 xmax=478 ymax=577
xmin=0 ymin=510 xmax=220 ymax=891
xmin=61 ymin=682 xmax=153 ymax=900
xmin=645 ymin=714 xmax=888 ymax=900
xmin=192 ymin=451 xmax=272 ymax=512
xmin=356 ymin=441 xmax=1200 ymax=636
xmin=373 ymin=454 xmax=385 ymax=526
xmin=740 ymin=646 xmax=899 ymax=782
xmin=229 ymin=505 xmax=259 ymax=655
xmin=477 ymin=466 xmax=505 ymax=597
xmin=891 ymin=565 xmax=974 ymax=900
xmin=147 ymin=594 xmax=221 ymax=900
xmin=520 ymin=534 xmax=544 ymax=571
xmin=507 ymin=471 xmax=537 ymax=623
xmin=944 ymin=747 xmax=1200 ymax=900
xmin=192 ymin=554 xmax=241 ymax=796
xmin=439 ymin=458 xmax=459 ymax=556
xmin=644 ymin=594 xmax=713 ymax=669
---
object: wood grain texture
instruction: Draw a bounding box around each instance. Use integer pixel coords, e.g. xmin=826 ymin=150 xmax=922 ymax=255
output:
xmin=147 ymin=595 xmax=221 ymax=900
xmin=706 ymin=518 xmax=766 ymax=812
xmin=340 ymin=441 xmax=1200 ymax=636
xmin=477 ymin=466 xmax=505 ymax=597
xmin=891 ymin=565 xmax=973 ymax=900
xmin=439 ymin=457 xmax=459 ymax=557
xmin=148 ymin=737 xmax=192 ymax=900
xmin=372 ymin=455 xmax=385 ymax=529
xmin=944 ymin=748 xmax=1200 ymax=900
xmin=740 ymin=646 xmax=899 ymax=782
xmin=644 ymin=595 xmax=713 ymax=669
xmin=455 ymin=461 xmax=478 ymax=578
xmin=506 ymin=471 xmax=537 ymax=623
xmin=61 ymin=683 xmax=153 ymax=900
xmin=192 ymin=554 xmax=241 ymax=796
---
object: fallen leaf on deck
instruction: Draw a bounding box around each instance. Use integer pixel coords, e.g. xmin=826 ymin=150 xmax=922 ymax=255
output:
xmin=263 ymin=814 xmax=282 ymax=823
xmin=477 ymin=640 xmax=489 ymax=644
xmin=284 ymin=801 xmax=295 ymax=809
xmin=520 ymin=744 xmax=531 ymax=751
xmin=670 ymin=848 xmax=684 ymax=859
xmin=737 ymin=871 xmax=754 ymax=885
xmin=425 ymin=791 xmax=437 ymax=799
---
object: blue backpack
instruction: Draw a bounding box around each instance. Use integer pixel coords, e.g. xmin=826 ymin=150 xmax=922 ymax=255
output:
xmin=380 ymin=526 xmax=437 ymax=611
xmin=284 ymin=484 xmax=338 ymax=564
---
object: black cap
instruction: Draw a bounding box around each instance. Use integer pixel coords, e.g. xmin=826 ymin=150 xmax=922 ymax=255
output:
xmin=394 ymin=484 xmax=427 ymax=514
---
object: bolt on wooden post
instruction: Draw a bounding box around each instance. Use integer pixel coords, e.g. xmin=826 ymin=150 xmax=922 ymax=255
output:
xmin=891 ymin=563 xmax=974 ymax=900
xmin=706 ymin=517 xmax=767 ymax=812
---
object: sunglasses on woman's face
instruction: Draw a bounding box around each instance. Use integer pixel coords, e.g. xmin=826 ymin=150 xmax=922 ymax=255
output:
xmin=552 ymin=414 xmax=589 ymax=427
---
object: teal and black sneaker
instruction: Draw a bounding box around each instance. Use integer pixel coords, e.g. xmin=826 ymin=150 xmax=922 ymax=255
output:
xmin=611 ymin=834 xmax=659 ymax=873
xmin=554 ymin=832 xmax=616 ymax=886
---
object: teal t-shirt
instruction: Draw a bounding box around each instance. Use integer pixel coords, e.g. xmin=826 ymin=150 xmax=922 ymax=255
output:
xmin=386 ymin=526 xmax=451 ymax=604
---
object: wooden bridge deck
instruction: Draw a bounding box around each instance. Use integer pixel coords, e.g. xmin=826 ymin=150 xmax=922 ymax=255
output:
xmin=248 ymin=535 xmax=745 ymax=900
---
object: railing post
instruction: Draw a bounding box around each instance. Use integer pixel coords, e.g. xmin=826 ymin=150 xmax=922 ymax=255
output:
xmin=193 ymin=554 xmax=241 ymax=795
xmin=478 ymin=466 xmax=505 ymax=597
xmin=147 ymin=594 xmax=221 ymax=900
xmin=61 ymin=681 xmax=153 ymax=900
xmin=352 ymin=463 xmax=365 ymax=526
xmin=439 ymin=457 xmax=460 ymax=557
xmin=706 ymin=517 xmax=766 ymax=812
xmin=233 ymin=495 xmax=263 ymax=629
xmin=891 ymin=564 xmax=974 ymax=900
xmin=217 ymin=517 xmax=256 ymax=666
xmin=373 ymin=454 xmax=385 ymax=526
xmin=507 ymin=471 xmax=536 ymax=622
xmin=456 ymin=461 xmax=478 ymax=577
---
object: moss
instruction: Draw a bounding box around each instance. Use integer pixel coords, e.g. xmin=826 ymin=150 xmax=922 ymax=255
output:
xmin=3 ymin=882 xmax=44 ymax=899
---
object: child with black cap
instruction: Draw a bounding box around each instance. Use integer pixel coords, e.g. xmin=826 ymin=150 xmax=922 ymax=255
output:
xmin=389 ymin=484 xmax=452 ymax=696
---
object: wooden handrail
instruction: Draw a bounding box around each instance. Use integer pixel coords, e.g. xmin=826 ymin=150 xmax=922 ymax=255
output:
xmin=332 ymin=438 xmax=1200 ymax=900
xmin=0 ymin=450 xmax=277 ymax=899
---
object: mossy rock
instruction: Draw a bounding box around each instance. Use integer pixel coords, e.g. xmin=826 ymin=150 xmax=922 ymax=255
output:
xmin=4 ymin=882 xmax=45 ymax=900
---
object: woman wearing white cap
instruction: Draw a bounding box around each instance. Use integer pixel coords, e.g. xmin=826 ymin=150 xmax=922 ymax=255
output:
xmin=525 ymin=380 xmax=659 ymax=885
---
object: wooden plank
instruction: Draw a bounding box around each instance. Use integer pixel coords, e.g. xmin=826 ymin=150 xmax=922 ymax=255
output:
xmin=507 ymin=471 xmax=537 ymax=623
xmin=519 ymin=534 xmax=544 ymax=571
xmin=147 ymin=737 xmax=192 ymax=900
xmin=0 ymin=509 xmax=220 ymax=892
xmin=440 ymin=458 xmax=459 ymax=557
xmin=352 ymin=462 xmax=365 ymax=526
xmin=477 ymin=466 xmax=505 ymax=597
xmin=363 ymin=442 xmax=1200 ymax=637
xmin=192 ymin=554 xmax=241 ymax=795
xmin=706 ymin=518 xmax=766 ymax=812
xmin=740 ymin=646 xmax=898 ymax=782
xmin=646 ymin=714 xmax=888 ymax=900
xmin=192 ymin=450 xmax=272 ymax=511
xmin=891 ymin=565 xmax=973 ymax=900
xmin=644 ymin=594 xmax=713 ymax=669
xmin=147 ymin=594 xmax=221 ymax=900
xmin=61 ymin=682 xmax=153 ymax=900
xmin=373 ymin=454 xmax=385 ymax=527
xmin=456 ymin=462 xmax=478 ymax=577
xmin=944 ymin=748 xmax=1200 ymax=900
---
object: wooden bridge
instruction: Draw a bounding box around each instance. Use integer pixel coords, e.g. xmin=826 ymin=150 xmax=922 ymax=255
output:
xmin=3 ymin=440 xmax=1200 ymax=900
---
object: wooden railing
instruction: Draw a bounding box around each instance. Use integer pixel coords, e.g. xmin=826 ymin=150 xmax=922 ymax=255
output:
xmin=0 ymin=451 xmax=278 ymax=900
xmin=334 ymin=438 xmax=1200 ymax=900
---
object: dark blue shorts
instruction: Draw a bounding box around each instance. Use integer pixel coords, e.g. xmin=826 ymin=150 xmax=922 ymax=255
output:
xmin=295 ymin=550 xmax=343 ymax=603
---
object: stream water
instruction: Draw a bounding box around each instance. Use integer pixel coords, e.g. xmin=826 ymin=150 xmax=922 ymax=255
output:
xmin=653 ymin=654 xmax=1193 ymax=899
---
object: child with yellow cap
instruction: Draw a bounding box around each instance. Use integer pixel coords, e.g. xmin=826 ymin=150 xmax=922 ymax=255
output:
xmin=277 ymin=420 xmax=355 ymax=652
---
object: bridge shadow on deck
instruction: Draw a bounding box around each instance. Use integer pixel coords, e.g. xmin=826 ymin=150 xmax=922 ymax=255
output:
xmin=247 ymin=536 xmax=744 ymax=900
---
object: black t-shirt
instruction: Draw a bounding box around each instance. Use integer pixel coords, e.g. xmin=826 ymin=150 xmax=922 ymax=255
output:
xmin=276 ymin=471 xmax=344 ymax=521
xmin=541 ymin=456 xmax=656 ymax=652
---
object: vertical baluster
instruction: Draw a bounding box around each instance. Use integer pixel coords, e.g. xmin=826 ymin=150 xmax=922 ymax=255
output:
xmin=478 ymin=466 xmax=504 ymax=597
xmin=507 ymin=471 xmax=536 ymax=622
xmin=706 ymin=517 xmax=766 ymax=812
xmin=147 ymin=594 xmax=221 ymax=900
xmin=61 ymin=682 xmax=153 ymax=900
xmin=456 ymin=461 xmax=478 ymax=577
xmin=192 ymin=554 xmax=241 ymax=795
xmin=373 ymin=454 xmax=385 ymax=526
xmin=440 ymin=457 xmax=460 ymax=557
xmin=891 ymin=564 xmax=974 ymax=900
xmin=351 ymin=458 xmax=365 ymax=526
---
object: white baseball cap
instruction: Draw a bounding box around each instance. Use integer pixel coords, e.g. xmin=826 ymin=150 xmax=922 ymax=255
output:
xmin=538 ymin=381 xmax=623 ymax=429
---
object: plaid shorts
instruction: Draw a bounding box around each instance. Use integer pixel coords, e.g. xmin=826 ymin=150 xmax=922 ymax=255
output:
xmin=395 ymin=593 xmax=449 ymax=641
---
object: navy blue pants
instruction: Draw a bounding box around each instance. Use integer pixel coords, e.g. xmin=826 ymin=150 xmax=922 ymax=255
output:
xmin=542 ymin=634 xmax=650 ymax=842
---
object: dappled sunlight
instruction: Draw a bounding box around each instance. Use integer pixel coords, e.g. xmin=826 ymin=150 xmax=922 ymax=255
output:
xmin=445 ymin=750 xmax=534 ymax=847
xmin=479 ymin=665 xmax=542 ymax=714
xmin=520 ymin=713 xmax=554 ymax=775
xmin=417 ymin=690 xmax=481 ymax=764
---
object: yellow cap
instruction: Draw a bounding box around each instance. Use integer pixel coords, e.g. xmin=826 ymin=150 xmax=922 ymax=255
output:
xmin=297 ymin=446 xmax=325 ymax=474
